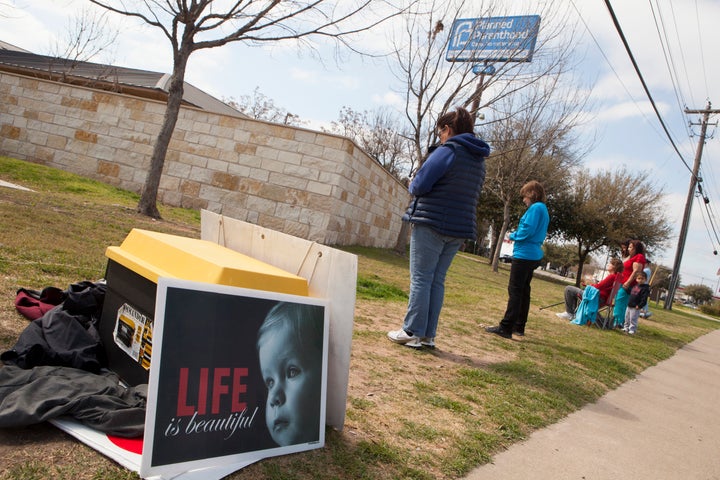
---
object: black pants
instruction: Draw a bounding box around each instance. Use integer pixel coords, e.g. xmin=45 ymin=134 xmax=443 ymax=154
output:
xmin=500 ymin=258 xmax=541 ymax=333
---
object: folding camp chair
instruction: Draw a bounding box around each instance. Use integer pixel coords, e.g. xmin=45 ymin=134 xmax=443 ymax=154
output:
xmin=594 ymin=280 xmax=623 ymax=329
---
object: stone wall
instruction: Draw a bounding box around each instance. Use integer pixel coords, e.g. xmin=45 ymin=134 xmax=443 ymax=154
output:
xmin=0 ymin=71 xmax=410 ymax=247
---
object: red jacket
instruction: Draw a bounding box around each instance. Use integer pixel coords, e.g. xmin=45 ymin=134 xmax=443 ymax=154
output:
xmin=593 ymin=272 xmax=619 ymax=305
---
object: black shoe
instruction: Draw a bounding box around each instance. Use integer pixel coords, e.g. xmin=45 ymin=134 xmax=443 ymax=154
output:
xmin=485 ymin=325 xmax=512 ymax=339
xmin=513 ymin=329 xmax=525 ymax=337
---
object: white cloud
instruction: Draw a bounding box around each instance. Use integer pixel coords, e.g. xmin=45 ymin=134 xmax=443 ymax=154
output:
xmin=594 ymin=100 xmax=656 ymax=123
xmin=372 ymin=91 xmax=404 ymax=108
xmin=289 ymin=67 xmax=318 ymax=83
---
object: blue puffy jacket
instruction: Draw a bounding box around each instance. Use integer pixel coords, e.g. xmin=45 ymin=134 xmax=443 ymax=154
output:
xmin=402 ymin=133 xmax=490 ymax=239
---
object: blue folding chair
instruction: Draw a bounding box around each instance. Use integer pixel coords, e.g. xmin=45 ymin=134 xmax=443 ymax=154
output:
xmin=571 ymin=285 xmax=599 ymax=326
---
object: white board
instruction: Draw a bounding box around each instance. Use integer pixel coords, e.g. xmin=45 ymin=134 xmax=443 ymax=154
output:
xmin=200 ymin=210 xmax=357 ymax=430
xmin=140 ymin=279 xmax=330 ymax=478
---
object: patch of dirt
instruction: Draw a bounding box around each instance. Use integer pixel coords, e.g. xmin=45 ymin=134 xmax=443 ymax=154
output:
xmin=342 ymin=297 xmax=517 ymax=478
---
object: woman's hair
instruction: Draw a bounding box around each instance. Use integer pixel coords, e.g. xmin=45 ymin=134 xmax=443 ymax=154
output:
xmin=519 ymin=180 xmax=546 ymax=203
xmin=629 ymin=239 xmax=646 ymax=255
xmin=609 ymin=257 xmax=624 ymax=273
xmin=436 ymin=107 xmax=474 ymax=135
xmin=619 ymin=239 xmax=630 ymax=257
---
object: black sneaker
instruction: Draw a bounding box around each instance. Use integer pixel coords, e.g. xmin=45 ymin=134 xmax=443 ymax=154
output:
xmin=513 ymin=329 xmax=525 ymax=337
xmin=485 ymin=325 xmax=512 ymax=339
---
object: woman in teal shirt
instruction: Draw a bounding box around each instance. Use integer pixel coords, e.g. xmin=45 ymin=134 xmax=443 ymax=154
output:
xmin=486 ymin=180 xmax=549 ymax=338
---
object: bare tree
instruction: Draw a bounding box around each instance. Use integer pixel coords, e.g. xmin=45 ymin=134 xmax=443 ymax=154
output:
xmin=224 ymin=87 xmax=306 ymax=126
xmin=49 ymin=7 xmax=119 ymax=65
xmin=90 ymin=0 xmax=410 ymax=218
xmin=364 ymin=108 xmax=414 ymax=181
xmin=35 ymin=7 xmax=122 ymax=91
xmin=386 ymin=0 xmax=581 ymax=254
xmin=323 ymin=106 xmax=413 ymax=181
xmin=483 ymin=75 xmax=589 ymax=272
xmin=388 ymin=0 xmax=580 ymax=175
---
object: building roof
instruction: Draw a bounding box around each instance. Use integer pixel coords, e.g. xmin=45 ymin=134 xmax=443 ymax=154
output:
xmin=0 ymin=41 xmax=245 ymax=118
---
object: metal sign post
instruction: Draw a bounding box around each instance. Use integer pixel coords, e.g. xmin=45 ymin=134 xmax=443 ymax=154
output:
xmin=465 ymin=63 xmax=496 ymax=120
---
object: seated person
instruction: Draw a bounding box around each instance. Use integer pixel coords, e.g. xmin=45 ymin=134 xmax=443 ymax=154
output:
xmin=556 ymin=257 xmax=624 ymax=320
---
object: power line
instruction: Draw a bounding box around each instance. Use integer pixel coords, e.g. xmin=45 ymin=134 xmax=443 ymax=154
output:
xmin=697 ymin=189 xmax=719 ymax=253
xmin=699 ymin=170 xmax=720 ymax=247
xmin=649 ymin=0 xmax=691 ymax=139
xmin=603 ymin=0 xmax=695 ymax=178
xmin=569 ymin=0 xmax=667 ymax=143
xmin=576 ymin=1 xmax=720 ymax=285
xmin=650 ymin=1 xmax=684 ymax=107
xmin=666 ymin=0 xmax=697 ymax=108
xmin=693 ymin=0 xmax=711 ymax=98
xmin=651 ymin=0 xmax=720 ymax=257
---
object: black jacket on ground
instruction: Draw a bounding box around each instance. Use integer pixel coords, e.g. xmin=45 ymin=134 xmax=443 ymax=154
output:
xmin=1 ymin=281 xmax=106 ymax=372
xmin=0 ymin=365 xmax=146 ymax=437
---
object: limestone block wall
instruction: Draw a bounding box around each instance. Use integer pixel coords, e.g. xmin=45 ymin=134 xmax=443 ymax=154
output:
xmin=0 ymin=71 xmax=410 ymax=247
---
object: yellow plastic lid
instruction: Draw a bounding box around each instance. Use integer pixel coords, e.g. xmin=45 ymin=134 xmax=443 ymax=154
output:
xmin=105 ymin=229 xmax=308 ymax=296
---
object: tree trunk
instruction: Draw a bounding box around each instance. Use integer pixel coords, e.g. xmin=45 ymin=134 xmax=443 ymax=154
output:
xmin=575 ymin=251 xmax=588 ymax=287
xmin=489 ymin=226 xmax=500 ymax=263
xmin=475 ymin=219 xmax=490 ymax=256
xmin=491 ymin=201 xmax=512 ymax=272
xmin=394 ymin=220 xmax=410 ymax=256
xmin=137 ymin=55 xmax=188 ymax=218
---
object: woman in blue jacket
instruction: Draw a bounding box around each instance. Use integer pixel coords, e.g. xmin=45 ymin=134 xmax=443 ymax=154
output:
xmin=486 ymin=180 xmax=549 ymax=338
xmin=387 ymin=107 xmax=490 ymax=349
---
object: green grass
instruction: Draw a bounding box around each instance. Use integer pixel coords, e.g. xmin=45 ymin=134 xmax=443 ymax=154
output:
xmin=0 ymin=156 xmax=718 ymax=480
xmin=356 ymin=274 xmax=408 ymax=300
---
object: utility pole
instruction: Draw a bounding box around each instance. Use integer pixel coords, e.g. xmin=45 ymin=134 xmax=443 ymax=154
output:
xmin=664 ymin=101 xmax=720 ymax=309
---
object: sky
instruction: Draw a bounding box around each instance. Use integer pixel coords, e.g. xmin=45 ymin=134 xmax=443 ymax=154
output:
xmin=3 ymin=0 xmax=720 ymax=291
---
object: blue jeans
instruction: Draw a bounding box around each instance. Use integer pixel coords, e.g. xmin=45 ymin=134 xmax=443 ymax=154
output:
xmin=402 ymin=224 xmax=463 ymax=339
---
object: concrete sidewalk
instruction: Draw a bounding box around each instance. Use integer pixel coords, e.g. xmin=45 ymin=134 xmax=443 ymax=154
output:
xmin=463 ymin=328 xmax=720 ymax=480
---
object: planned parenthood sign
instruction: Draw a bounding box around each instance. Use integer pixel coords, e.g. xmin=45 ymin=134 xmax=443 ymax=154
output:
xmin=446 ymin=15 xmax=541 ymax=63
